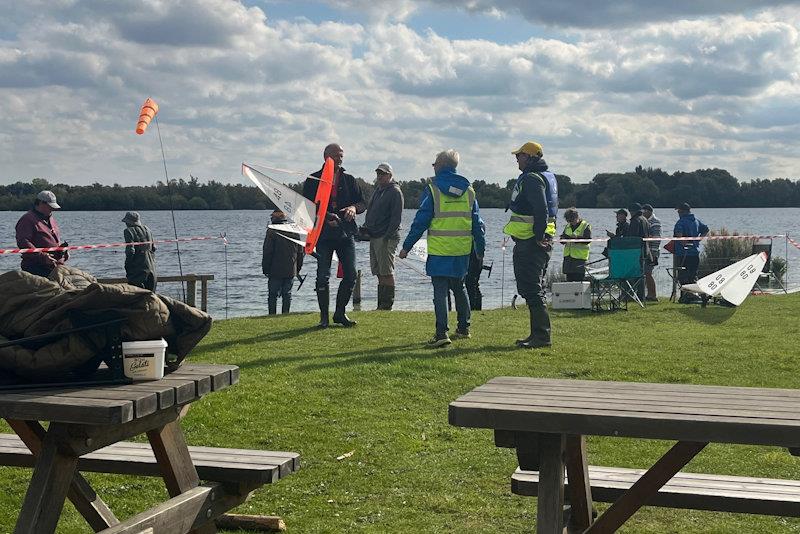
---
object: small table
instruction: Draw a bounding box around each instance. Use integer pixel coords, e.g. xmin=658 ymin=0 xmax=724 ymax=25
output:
xmin=449 ymin=377 xmax=800 ymax=533
xmin=2 ymin=363 xmax=239 ymax=534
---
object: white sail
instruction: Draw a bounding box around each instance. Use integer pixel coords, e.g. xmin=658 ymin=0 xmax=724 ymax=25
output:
xmin=268 ymin=222 xmax=308 ymax=235
xmin=682 ymin=252 xmax=767 ymax=306
xmin=407 ymin=238 xmax=428 ymax=262
xmin=242 ymin=163 xmax=315 ymax=232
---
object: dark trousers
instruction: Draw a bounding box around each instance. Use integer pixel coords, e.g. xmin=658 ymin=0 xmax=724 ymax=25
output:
xmin=513 ymin=238 xmax=551 ymax=307
xmin=464 ymin=252 xmax=482 ymax=310
xmin=127 ymin=272 xmax=157 ymax=292
xmin=565 ymin=271 xmax=585 ymax=282
xmin=268 ymin=276 xmax=293 ymax=314
xmin=315 ymin=237 xmax=357 ymax=305
xmin=677 ymin=255 xmax=700 ymax=284
xmin=433 ymin=276 xmax=470 ymax=334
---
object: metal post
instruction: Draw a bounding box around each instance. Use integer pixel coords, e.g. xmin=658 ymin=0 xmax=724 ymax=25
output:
xmin=786 ymin=233 xmax=790 ymax=289
xmin=353 ymin=269 xmax=362 ymax=305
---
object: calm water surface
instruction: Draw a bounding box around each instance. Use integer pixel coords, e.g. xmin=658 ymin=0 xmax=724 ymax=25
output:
xmin=2 ymin=208 xmax=798 ymax=318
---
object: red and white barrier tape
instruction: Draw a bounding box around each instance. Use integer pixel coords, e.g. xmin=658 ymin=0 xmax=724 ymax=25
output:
xmin=0 ymin=235 xmax=227 ymax=255
xmin=549 ymin=234 xmax=787 ymax=244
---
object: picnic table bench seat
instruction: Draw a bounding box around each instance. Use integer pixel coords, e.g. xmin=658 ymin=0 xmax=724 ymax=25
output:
xmin=0 ymin=433 xmax=300 ymax=484
xmin=512 ymin=466 xmax=800 ymax=517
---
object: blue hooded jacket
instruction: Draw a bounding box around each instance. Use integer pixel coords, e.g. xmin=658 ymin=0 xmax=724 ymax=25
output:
xmin=402 ymin=168 xmax=486 ymax=278
xmin=673 ymin=213 xmax=709 ymax=256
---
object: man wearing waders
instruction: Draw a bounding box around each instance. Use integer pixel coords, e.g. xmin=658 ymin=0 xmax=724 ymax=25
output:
xmin=122 ymin=211 xmax=157 ymax=291
xmin=504 ymin=142 xmax=558 ymax=349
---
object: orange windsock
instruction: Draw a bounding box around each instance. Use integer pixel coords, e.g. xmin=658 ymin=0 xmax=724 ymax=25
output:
xmin=135 ymin=98 xmax=159 ymax=135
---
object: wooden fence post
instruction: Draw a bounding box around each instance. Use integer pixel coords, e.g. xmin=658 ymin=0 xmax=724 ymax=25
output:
xmin=353 ymin=270 xmax=362 ymax=305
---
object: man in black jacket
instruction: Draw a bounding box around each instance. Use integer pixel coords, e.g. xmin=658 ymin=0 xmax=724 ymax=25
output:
xmin=303 ymin=143 xmax=365 ymax=327
xmin=262 ymin=210 xmax=304 ymax=315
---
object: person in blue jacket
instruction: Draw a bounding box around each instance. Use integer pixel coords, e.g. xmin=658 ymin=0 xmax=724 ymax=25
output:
xmin=673 ymin=202 xmax=709 ymax=303
xmin=399 ymin=149 xmax=486 ymax=347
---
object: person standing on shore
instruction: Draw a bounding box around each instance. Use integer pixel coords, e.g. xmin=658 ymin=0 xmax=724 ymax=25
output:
xmin=362 ymin=163 xmax=404 ymax=310
xmin=303 ymin=143 xmax=365 ymax=328
xmin=504 ymin=141 xmax=558 ymax=349
xmin=122 ymin=211 xmax=157 ymax=291
xmin=262 ymin=209 xmax=304 ymax=314
xmin=399 ymin=149 xmax=485 ymax=347
xmin=642 ymin=204 xmax=661 ymax=301
xmin=15 ymin=190 xmax=69 ymax=277
xmin=560 ymin=207 xmax=591 ymax=282
xmin=674 ymin=202 xmax=709 ymax=304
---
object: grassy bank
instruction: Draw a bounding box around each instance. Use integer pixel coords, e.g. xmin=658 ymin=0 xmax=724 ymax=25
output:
xmin=2 ymin=295 xmax=800 ymax=532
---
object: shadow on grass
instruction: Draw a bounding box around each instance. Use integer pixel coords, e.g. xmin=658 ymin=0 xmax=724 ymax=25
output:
xmin=677 ymin=305 xmax=737 ymax=324
xmin=195 ymin=325 xmax=319 ymax=354
xmin=296 ymin=344 xmax=520 ymax=371
xmin=231 ymin=341 xmax=520 ymax=371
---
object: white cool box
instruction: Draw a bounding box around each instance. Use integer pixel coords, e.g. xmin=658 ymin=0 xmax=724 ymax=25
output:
xmin=551 ymin=282 xmax=592 ymax=310
xmin=121 ymin=339 xmax=168 ymax=381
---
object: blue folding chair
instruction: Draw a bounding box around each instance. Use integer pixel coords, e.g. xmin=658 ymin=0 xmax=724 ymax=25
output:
xmin=591 ymin=237 xmax=645 ymax=311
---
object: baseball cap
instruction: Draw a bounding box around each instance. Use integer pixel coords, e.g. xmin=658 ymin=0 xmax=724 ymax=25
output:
xmin=675 ymin=202 xmax=691 ymax=211
xmin=615 ymin=208 xmax=628 ymax=216
xmin=642 ymin=203 xmax=653 ymax=211
xmin=36 ymin=190 xmax=61 ymax=209
xmin=375 ymin=162 xmax=393 ymax=175
xmin=628 ymin=202 xmax=642 ymax=213
xmin=511 ymin=142 xmax=543 ymax=158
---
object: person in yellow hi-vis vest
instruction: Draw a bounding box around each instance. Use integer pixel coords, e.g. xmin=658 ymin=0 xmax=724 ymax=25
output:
xmin=505 ymin=141 xmax=558 ymax=349
xmin=399 ymin=149 xmax=486 ymax=347
xmin=560 ymin=208 xmax=591 ymax=282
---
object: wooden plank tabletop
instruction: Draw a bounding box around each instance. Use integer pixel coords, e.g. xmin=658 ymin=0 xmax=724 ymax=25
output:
xmin=0 ymin=364 xmax=238 ymax=426
xmin=449 ymin=377 xmax=800 ymax=447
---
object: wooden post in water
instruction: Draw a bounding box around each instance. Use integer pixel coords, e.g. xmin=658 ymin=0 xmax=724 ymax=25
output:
xmin=353 ymin=270 xmax=362 ymax=305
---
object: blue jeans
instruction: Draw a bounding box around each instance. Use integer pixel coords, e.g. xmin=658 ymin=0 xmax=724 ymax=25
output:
xmin=268 ymin=277 xmax=293 ymax=314
xmin=432 ymin=276 xmax=470 ymax=334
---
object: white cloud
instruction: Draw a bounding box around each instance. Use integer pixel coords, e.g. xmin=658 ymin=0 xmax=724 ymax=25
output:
xmin=0 ymin=1 xmax=799 ymax=187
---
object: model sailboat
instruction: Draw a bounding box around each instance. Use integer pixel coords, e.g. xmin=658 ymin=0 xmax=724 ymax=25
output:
xmin=681 ymin=252 xmax=767 ymax=306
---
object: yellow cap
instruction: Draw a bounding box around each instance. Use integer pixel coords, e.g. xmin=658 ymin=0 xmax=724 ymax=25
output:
xmin=512 ymin=141 xmax=543 ymax=158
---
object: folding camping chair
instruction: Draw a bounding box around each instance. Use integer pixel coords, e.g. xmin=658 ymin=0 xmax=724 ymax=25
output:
xmin=591 ymin=236 xmax=645 ymax=311
xmin=752 ymin=238 xmax=787 ymax=293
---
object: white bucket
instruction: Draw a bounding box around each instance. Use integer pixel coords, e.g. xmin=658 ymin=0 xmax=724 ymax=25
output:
xmin=122 ymin=339 xmax=168 ymax=381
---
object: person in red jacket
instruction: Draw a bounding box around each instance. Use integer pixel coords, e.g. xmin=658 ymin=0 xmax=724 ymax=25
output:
xmin=15 ymin=190 xmax=68 ymax=277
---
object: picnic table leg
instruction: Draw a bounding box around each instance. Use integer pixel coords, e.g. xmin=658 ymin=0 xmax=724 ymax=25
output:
xmin=13 ymin=423 xmax=79 ymax=534
xmin=147 ymin=419 xmax=218 ymax=534
xmin=536 ymin=432 xmax=566 ymax=534
xmin=585 ymin=440 xmax=707 ymax=534
xmin=7 ymin=419 xmax=118 ymax=532
xmin=564 ymin=434 xmax=592 ymax=532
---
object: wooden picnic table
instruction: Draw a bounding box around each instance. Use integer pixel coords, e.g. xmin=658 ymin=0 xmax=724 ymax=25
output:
xmin=449 ymin=377 xmax=800 ymax=533
xmin=1 ymin=363 xmax=247 ymax=533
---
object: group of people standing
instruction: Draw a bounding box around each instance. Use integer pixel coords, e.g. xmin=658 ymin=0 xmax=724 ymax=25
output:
xmin=14 ymin=190 xmax=157 ymax=290
xmin=263 ymin=141 xmax=558 ymax=349
xmin=560 ymin=201 xmax=709 ymax=303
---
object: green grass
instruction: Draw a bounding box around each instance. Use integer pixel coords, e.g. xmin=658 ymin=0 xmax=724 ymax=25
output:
xmin=3 ymin=295 xmax=800 ymax=533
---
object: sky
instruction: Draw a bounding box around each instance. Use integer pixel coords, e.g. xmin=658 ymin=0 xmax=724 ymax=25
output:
xmin=1 ymin=0 xmax=799 ymax=187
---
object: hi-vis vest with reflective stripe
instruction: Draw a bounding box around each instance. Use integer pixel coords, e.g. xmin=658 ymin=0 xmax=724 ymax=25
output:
xmin=504 ymin=172 xmax=557 ymax=240
xmin=563 ymin=220 xmax=591 ymax=260
xmin=427 ymin=183 xmax=474 ymax=256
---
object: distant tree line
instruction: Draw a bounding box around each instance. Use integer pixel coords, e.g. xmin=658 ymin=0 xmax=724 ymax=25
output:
xmin=2 ymin=167 xmax=799 ymax=211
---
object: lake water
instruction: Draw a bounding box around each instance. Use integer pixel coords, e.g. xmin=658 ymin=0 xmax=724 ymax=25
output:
xmin=2 ymin=208 xmax=798 ymax=318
